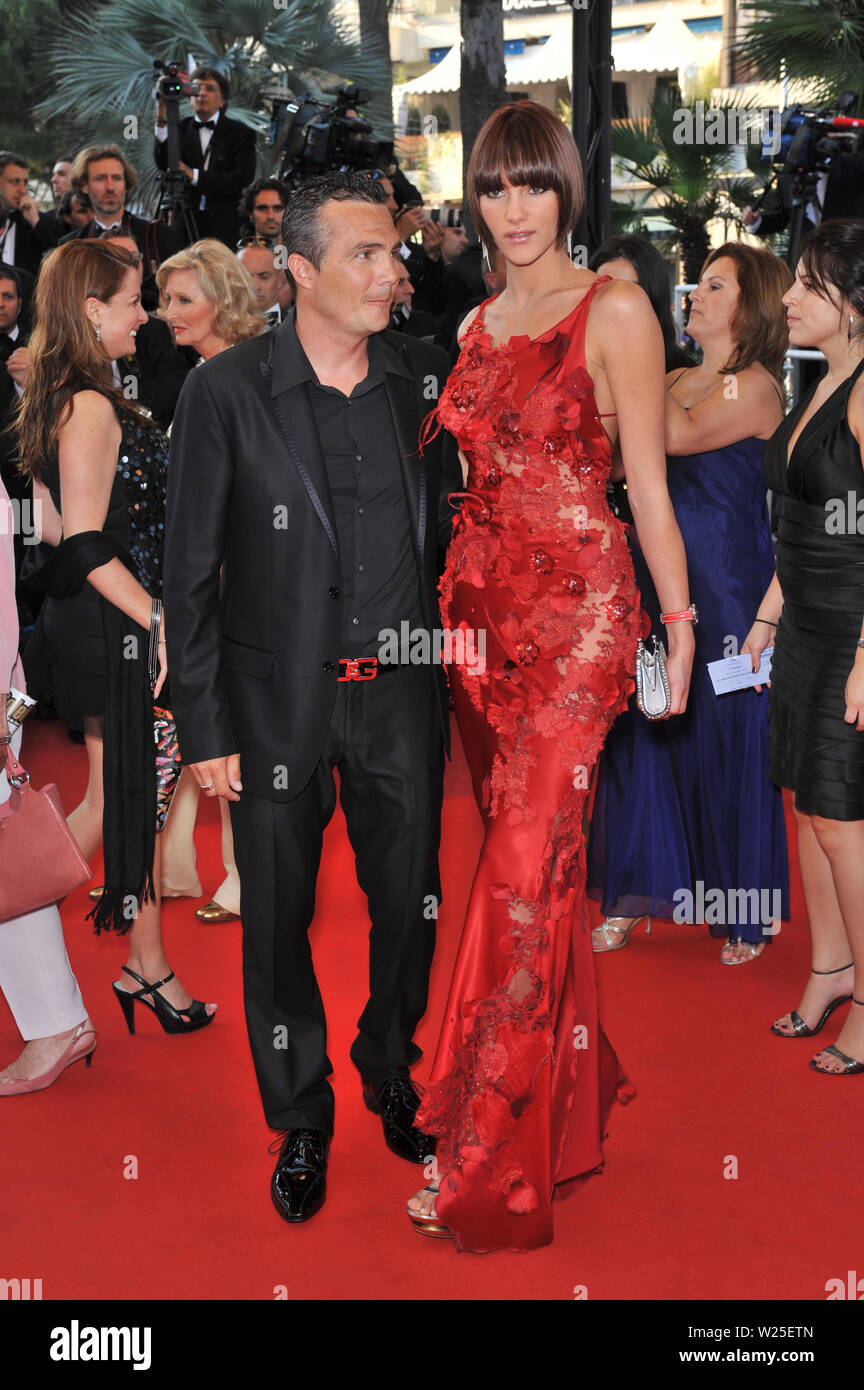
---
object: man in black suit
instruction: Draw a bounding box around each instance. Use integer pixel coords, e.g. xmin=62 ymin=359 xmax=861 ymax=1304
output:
xmin=389 ymin=260 xmax=439 ymax=341
xmin=0 ymin=153 xmax=58 ymax=276
xmin=165 ymin=172 xmax=461 ymax=1224
xmin=154 ymin=67 xmax=256 ymax=249
xmin=60 ymin=146 xmax=181 ymax=310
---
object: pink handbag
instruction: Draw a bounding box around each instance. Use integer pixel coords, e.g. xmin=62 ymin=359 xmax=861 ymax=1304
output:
xmin=0 ymin=746 xmax=92 ymax=922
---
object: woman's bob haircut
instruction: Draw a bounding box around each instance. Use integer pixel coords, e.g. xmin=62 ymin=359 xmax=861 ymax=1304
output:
xmin=467 ymin=101 xmax=585 ymax=256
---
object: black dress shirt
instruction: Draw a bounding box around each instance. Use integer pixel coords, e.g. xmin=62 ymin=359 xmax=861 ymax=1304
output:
xmin=281 ymin=321 xmax=424 ymax=656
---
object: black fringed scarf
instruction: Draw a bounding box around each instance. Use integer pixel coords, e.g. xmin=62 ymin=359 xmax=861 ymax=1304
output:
xmin=34 ymin=532 xmax=157 ymax=933
xmin=24 ymin=405 xmax=168 ymax=935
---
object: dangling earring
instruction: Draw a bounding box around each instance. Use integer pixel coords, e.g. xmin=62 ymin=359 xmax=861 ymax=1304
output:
xmin=95 ymin=320 xmax=102 ymax=343
xmin=482 ymin=243 xmax=490 ymax=272
xmin=849 ymin=314 xmax=855 ymax=347
xmin=567 ymin=229 xmax=573 ymax=261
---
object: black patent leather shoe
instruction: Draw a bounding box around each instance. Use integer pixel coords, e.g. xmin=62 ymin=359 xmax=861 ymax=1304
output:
xmin=269 ymin=1128 xmax=330 ymax=1223
xmin=361 ymin=1073 xmax=437 ymax=1164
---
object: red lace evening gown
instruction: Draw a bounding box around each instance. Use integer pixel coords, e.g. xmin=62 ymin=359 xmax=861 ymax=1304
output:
xmin=417 ymin=277 xmax=641 ymax=1252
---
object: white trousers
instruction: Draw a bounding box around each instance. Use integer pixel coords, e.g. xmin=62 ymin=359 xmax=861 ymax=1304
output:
xmin=0 ymin=726 xmax=87 ymax=1039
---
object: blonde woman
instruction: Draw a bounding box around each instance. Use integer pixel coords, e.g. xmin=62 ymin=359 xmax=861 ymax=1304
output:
xmin=156 ymin=240 xmax=264 ymax=919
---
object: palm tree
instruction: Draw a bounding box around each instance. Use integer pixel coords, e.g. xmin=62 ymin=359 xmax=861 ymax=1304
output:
xmin=459 ymin=0 xmax=507 ymax=238
xmin=37 ymin=0 xmax=391 ymax=209
xmin=611 ymin=93 xmax=765 ymax=281
xmin=736 ymin=0 xmax=864 ymax=107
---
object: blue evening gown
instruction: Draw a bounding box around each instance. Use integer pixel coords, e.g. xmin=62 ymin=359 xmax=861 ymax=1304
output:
xmin=586 ymin=436 xmax=790 ymax=943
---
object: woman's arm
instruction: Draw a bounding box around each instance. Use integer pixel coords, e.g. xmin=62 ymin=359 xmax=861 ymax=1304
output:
xmin=58 ymin=392 xmax=166 ymax=694
xmin=666 ymin=367 xmax=784 ymax=455
xmin=592 ymin=281 xmax=694 ymax=713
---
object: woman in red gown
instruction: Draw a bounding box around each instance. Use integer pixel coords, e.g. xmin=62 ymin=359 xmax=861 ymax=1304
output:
xmin=407 ymin=102 xmax=695 ymax=1252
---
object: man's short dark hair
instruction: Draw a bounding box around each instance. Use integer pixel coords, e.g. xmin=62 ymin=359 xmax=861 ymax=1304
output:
xmin=239 ymin=177 xmax=290 ymax=222
xmin=0 ymin=264 xmax=23 ymax=297
xmin=0 ymin=151 xmax=28 ymax=177
xmin=192 ymin=67 xmax=230 ymax=105
xmin=281 ymin=171 xmax=388 ymax=292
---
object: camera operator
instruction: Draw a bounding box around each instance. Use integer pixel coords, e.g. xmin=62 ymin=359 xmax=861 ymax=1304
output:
xmin=59 ymin=145 xmax=181 ymax=310
xmin=237 ymin=178 xmax=288 ymax=247
xmin=154 ymin=67 xmax=256 ymax=249
xmin=0 ymin=152 xmax=58 ymax=276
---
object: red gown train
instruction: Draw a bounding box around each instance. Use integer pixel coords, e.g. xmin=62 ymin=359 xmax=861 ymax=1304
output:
xmin=417 ymin=278 xmax=641 ymax=1252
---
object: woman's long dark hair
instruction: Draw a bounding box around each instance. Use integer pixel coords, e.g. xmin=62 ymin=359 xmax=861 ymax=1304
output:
xmin=590 ymin=234 xmax=681 ymax=370
xmin=16 ymin=239 xmax=142 ymax=482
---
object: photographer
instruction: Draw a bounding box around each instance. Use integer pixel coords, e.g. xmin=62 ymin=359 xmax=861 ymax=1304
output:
xmin=154 ymin=67 xmax=256 ymax=249
xmin=366 ymin=169 xmax=449 ymax=317
xmin=59 ymin=145 xmax=181 ymax=310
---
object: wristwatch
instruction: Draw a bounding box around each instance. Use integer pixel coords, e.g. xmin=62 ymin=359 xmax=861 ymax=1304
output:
xmin=660 ymin=604 xmax=699 ymax=625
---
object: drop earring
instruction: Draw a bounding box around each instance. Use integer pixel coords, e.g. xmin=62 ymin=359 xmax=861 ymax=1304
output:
xmin=95 ymin=320 xmax=102 ymax=343
xmin=849 ymin=314 xmax=855 ymax=346
xmin=567 ymin=229 xmax=573 ymax=261
xmin=482 ymin=243 xmax=490 ymax=272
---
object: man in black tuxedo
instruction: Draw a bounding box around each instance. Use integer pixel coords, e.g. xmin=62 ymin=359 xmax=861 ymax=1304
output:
xmin=0 ymin=153 xmax=58 ymax=276
xmin=165 ymin=172 xmax=461 ymax=1224
xmin=154 ymin=68 xmax=256 ymax=249
xmin=60 ymin=146 xmax=181 ymax=310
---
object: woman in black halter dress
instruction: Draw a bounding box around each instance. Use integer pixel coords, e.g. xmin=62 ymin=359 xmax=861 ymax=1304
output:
xmin=742 ymin=221 xmax=864 ymax=1075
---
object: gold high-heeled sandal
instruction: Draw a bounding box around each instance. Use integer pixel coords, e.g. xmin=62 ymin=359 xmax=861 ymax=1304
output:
xmin=406 ymin=1185 xmax=451 ymax=1238
xmin=591 ymin=915 xmax=651 ymax=953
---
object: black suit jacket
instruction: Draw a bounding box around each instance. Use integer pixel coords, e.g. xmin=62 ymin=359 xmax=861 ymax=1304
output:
xmin=164 ymin=314 xmax=461 ymax=800
xmin=1 ymin=210 xmax=57 ymax=276
xmin=154 ymin=113 xmax=256 ymax=248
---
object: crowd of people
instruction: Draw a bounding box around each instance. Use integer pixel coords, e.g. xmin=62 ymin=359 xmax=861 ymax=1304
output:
xmin=2 ymin=83 xmax=864 ymax=1256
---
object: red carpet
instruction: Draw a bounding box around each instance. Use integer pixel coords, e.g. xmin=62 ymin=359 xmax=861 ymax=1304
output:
xmin=2 ymin=717 xmax=862 ymax=1302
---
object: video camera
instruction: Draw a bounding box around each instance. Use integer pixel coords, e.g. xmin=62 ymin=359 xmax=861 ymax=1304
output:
xmin=772 ymin=90 xmax=864 ymax=175
xmin=269 ymin=84 xmax=394 ymax=189
xmin=153 ymin=60 xmax=200 ymax=104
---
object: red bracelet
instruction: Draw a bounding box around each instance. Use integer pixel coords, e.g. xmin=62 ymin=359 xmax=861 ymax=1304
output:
xmin=661 ymin=604 xmax=699 ymax=624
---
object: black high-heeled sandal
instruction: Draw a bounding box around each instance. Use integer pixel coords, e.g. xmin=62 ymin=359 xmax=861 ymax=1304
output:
xmin=770 ymin=962 xmax=853 ymax=1038
xmin=810 ymin=999 xmax=864 ymax=1075
xmin=112 ymin=965 xmax=215 ymax=1035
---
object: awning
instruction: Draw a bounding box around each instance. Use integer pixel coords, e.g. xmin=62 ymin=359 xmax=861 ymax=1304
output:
xmin=393 ymin=4 xmax=721 ymax=103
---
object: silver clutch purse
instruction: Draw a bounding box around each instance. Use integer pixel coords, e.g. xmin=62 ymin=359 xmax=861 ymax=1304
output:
xmin=635 ymin=635 xmax=671 ymax=719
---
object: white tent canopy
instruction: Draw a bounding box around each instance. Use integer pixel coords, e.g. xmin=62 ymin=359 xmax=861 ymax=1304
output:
xmin=393 ymin=4 xmax=720 ymax=103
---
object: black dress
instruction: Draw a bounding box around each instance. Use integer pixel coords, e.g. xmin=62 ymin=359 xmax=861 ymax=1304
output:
xmin=763 ymin=356 xmax=864 ymax=820
xmin=39 ymin=406 xmax=168 ymax=721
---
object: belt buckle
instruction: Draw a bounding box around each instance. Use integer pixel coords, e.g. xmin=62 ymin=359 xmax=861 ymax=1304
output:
xmin=337 ymin=656 xmax=378 ymax=682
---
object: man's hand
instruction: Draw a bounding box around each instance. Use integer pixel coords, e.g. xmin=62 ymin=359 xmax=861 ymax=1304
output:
xmin=17 ymin=192 xmax=39 ymax=227
xmin=178 ymin=162 xmax=194 ymax=181
xmin=740 ymin=206 xmax=758 ymax=227
xmin=189 ymin=754 xmax=242 ymax=801
xmin=395 ymin=205 xmax=424 ymax=242
xmin=156 ymin=97 xmax=167 ymax=124
xmin=420 ymin=218 xmax=444 ymax=261
xmin=6 ymin=347 xmax=30 ymax=389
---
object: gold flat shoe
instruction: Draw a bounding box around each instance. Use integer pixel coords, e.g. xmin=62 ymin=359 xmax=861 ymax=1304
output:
xmin=88 ymin=885 xmax=104 ymax=901
xmin=195 ymin=899 xmax=240 ymax=923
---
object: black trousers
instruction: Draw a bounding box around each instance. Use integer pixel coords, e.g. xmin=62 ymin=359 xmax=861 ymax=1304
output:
xmin=230 ymin=665 xmax=445 ymax=1134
